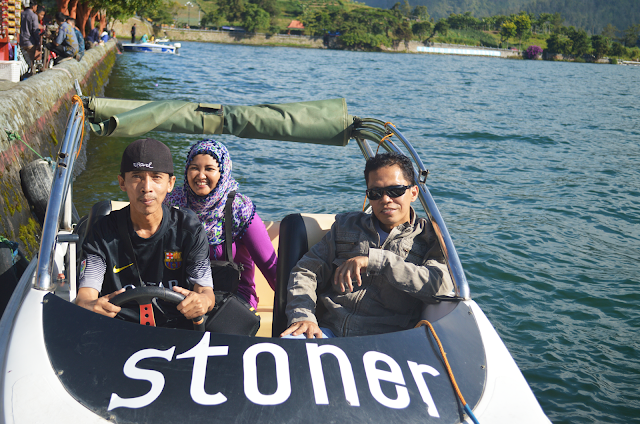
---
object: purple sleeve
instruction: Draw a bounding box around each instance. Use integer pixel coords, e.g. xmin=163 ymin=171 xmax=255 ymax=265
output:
xmin=240 ymin=212 xmax=277 ymax=290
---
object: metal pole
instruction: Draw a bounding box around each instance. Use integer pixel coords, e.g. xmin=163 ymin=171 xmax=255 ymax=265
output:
xmin=35 ymin=110 xmax=82 ymax=291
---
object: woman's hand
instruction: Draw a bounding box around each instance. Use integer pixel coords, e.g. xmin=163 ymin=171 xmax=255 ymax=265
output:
xmin=173 ymin=285 xmax=215 ymax=319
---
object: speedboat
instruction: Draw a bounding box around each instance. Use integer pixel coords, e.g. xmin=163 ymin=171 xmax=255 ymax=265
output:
xmin=121 ymin=41 xmax=181 ymax=54
xmin=0 ymin=83 xmax=551 ymax=423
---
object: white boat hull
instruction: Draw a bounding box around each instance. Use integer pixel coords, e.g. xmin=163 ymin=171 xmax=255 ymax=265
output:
xmin=121 ymin=42 xmax=180 ymax=54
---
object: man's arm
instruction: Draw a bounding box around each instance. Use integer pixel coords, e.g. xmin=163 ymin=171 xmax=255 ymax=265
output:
xmin=368 ymin=248 xmax=453 ymax=300
xmin=177 ymin=213 xmax=215 ymax=319
xmin=76 ymin=252 xmax=126 ymax=316
xmin=282 ymin=225 xmax=337 ymax=337
xmin=54 ymin=25 xmax=64 ymax=46
xmin=76 ymin=287 xmax=124 ymax=317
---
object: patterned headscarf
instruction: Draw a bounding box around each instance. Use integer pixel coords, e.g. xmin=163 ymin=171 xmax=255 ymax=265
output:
xmin=164 ymin=139 xmax=255 ymax=247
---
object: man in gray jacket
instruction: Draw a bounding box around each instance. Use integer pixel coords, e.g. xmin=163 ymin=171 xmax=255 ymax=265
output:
xmin=281 ymin=153 xmax=454 ymax=338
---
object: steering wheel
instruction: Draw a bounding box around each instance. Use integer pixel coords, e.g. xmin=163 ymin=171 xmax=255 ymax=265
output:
xmin=111 ymin=286 xmax=205 ymax=331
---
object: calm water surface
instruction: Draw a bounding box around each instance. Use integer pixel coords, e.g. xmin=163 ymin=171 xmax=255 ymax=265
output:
xmin=74 ymin=42 xmax=640 ymax=423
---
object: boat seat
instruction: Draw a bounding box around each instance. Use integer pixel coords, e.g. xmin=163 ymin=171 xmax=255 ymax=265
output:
xmin=272 ymin=213 xmax=335 ymax=337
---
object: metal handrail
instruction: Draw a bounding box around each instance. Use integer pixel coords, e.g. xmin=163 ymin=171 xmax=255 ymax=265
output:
xmin=34 ymin=96 xmax=84 ymax=291
xmin=352 ymin=121 xmax=470 ymax=300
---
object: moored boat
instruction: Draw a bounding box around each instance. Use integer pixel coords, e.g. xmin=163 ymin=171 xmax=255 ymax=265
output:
xmin=0 ymin=84 xmax=551 ymax=423
xmin=121 ymin=41 xmax=181 ymax=54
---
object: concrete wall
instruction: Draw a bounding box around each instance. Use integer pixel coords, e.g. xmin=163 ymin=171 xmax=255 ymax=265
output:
xmin=163 ymin=28 xmax=326 ymax=48
xmin=0 ymin=41 xmax=117 ymax=257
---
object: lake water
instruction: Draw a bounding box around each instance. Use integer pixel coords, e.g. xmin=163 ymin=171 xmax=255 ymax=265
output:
xmin=74 ymin=42 xmax=640 ymax=423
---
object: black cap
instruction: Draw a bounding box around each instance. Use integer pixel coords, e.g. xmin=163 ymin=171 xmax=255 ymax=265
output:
xmin=120 ymin=138 xmax=174 ymax=175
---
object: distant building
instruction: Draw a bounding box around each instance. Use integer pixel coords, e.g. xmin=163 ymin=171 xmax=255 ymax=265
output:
xmin=287 ymin=20 xmax=304 ymax=35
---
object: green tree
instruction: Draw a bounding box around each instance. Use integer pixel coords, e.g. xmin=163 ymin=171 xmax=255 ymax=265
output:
xmin=447 ymin=12 xmax=479 ymax=30
xmin=411 ymin=5 xmax=429 ymax=21
xmin=610 ymin=41 xmax=628 ymax=57
xmin=428 ymin=19 xmax=448 ymax=40
xmin=400 ymin=0 xmax=411 ymax=18
xmin=218 ymin=0 xmax=246 ymax=22
xmin=491 ymin=15 xmax=509 ymax=31
xmin=567 ymin=27 xmax=591 ymax=56
xmin=412 ymin=21 xmax=432 ymax=38
xmin=200 ymin=10 xmax=222 ymax=28
xmin=299 ymin=10 xmax=336 ymax=36
xmin=250 ymin=0 xmax=277 ymax=17
xmin=536 ymin=13 xmax=553 ymax=34
xmin=623 ymin=23 xmax=640 ymax=47
xmin=590 ymin=35 xmax=610 ymax=59
xmin=140 ymin=0 xmax=179 ymax=25
xmin=601 ymin=24 xmax=618 ymax=39
xmin=393 ymin=20 xmax=412 ymax=45
xmin=242 ymin=3 xmax=269 ymax=32
xmin=500 ymin=21 xmax=516 ymax=45
xmin=545 ymin=33 xmax=573 ymax=56
xmin=550 ymin=12 xmax=564 ymax=34
xmin=512 ymin=13 xmax=531 ymax=46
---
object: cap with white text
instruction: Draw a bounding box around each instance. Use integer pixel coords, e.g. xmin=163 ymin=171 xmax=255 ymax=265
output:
xmin=120 ymin=138 xmax=174 ymax=175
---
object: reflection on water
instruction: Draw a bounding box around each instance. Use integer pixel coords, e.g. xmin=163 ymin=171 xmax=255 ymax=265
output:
xmin=75 ymin=42 xmax=640 ymax=423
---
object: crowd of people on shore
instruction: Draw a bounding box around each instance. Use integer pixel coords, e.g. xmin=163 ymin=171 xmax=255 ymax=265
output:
xmin=19 ymin=3 xmax=114 ymax=76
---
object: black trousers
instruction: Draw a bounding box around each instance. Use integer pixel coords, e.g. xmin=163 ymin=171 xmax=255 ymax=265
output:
xmin=47 ymin=44 xmax=72 ymax=59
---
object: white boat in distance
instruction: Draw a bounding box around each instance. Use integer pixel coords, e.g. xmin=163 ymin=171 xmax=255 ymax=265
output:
xmin=121 ymin=41 xmax=181 ymax=54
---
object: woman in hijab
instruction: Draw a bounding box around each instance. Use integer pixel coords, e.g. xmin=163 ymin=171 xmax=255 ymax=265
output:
xmin=165 ymin=139 xmax=277 ymax=309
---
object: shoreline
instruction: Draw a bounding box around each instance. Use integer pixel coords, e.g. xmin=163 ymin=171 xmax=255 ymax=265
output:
xmin=112 ymin=23 xmax=523 ymax=59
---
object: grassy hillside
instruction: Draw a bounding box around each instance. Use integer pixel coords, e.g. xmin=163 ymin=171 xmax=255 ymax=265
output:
xmin=357 ymin=0 xmax=640 ymax=34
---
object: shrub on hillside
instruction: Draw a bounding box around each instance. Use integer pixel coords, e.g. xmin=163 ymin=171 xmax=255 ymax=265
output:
xmin=525 ymin=45 xmax=542 ymax=59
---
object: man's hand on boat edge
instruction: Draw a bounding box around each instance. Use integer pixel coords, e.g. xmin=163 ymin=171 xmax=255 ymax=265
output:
xmin=280 ymin=321 xmax=324 ymax=338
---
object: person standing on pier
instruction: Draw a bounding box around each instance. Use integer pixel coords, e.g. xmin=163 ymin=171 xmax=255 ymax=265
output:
xmin=19 ymin=2 xmax=42 ymax=74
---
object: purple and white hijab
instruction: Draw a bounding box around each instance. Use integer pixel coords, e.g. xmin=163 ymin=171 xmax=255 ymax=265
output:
xmin=165 ymin=139 xmax=255 ymax=248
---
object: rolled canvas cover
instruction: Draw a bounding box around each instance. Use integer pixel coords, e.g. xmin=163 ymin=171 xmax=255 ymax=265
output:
xmin=87 ymin=98 xmax=352 ymax=146
xmin=88 ymin=98 xmax=224 ymax=138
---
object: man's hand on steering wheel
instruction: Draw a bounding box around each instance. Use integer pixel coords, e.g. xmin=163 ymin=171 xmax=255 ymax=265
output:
xmin=76 ymin=287 xmax=125 ymax=318
xmin=172 ymin=285 xmax=215 ymax=320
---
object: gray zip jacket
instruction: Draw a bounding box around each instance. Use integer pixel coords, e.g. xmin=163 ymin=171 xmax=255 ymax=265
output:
xmin=285 ymin=208 xmax=454 ymax=337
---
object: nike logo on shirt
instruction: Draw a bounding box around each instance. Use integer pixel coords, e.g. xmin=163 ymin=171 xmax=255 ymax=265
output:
xmin=113 ymin=263 xmax=133 ymax=273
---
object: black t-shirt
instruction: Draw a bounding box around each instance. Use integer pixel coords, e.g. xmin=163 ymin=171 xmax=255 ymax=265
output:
xmin=79 ymin=204 xmax=212 ymax=326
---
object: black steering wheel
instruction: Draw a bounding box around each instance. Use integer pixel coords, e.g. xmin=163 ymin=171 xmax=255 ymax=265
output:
xmin=111 ymin=286 xmax=205 ymax=331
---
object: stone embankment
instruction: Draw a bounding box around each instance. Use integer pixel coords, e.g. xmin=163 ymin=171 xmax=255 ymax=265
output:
xmin=160 ymin=28 xmax=522 ymax=58
xmin=0 ymin=41 xmax=118 ymax=256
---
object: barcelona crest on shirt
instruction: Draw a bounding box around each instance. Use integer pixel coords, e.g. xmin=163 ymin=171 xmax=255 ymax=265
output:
xmin=164 ymin=251 xmax=182 ymax=270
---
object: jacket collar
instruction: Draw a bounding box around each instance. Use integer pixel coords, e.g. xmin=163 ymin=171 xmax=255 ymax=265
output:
xmin=370 ymin=206 xmax=417 ymax=235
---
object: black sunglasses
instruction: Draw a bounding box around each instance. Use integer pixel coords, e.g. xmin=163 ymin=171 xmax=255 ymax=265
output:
xmin=366 ymin=185 xmax=413 ymax=201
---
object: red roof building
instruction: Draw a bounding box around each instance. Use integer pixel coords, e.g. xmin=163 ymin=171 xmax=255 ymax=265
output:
xmin=287 ymin=20 xmax=305 ymax=30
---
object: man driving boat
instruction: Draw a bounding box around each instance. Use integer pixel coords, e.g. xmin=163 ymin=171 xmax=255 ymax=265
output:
xmin=76 ymin=138 xmax=215 ymax=328
xmin=282 ymin=153 xmax=454 ymax=338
